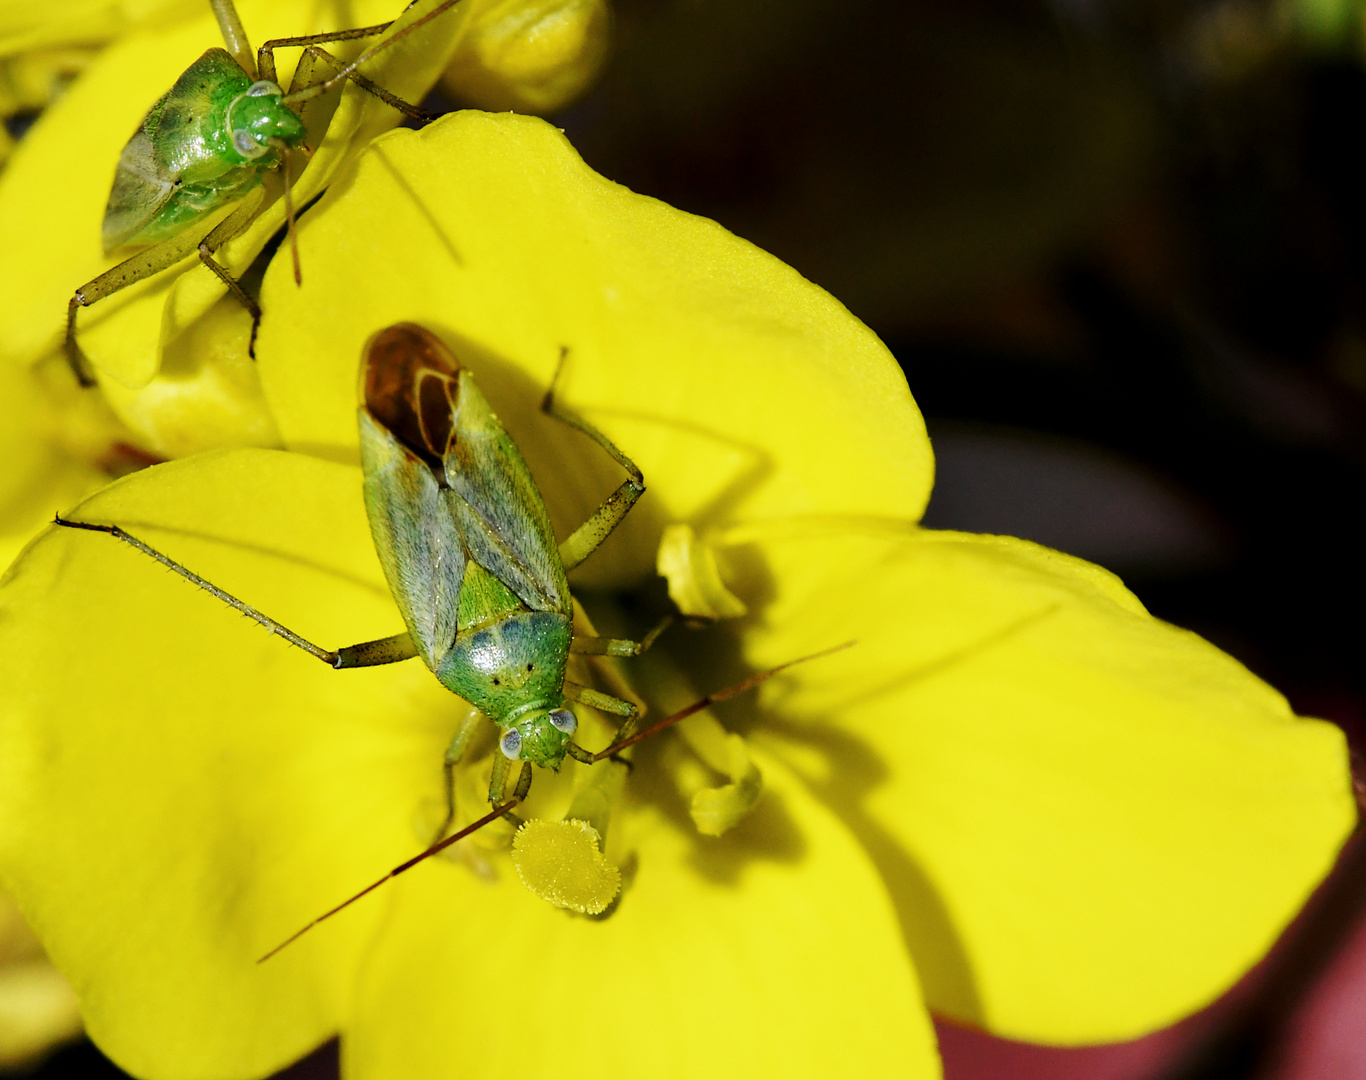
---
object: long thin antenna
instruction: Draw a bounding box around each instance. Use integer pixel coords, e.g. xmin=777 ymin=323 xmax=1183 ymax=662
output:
xmin=272 ymin=140 xmax=303 ymax=286
xmin=280 ymin=0 xmax=464 ymax=107
xmin=257 ymin=797 xmax=520 ymax=962
xmin=589 ymin=641 xmax=855 ymax=763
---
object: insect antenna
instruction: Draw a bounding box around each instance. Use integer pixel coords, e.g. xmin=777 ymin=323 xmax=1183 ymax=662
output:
xmin=257 ymin=795 xmax=520 ymax=963
xmin=270 ymin=139 xmax=304 ymax=286
xmin=584 ymin=640 xmax=855 ymax=763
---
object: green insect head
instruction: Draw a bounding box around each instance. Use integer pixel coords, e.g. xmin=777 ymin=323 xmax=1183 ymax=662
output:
xmin=226 ymin=81 xmax=305 ymax=165
xmin=500 ymin=707 xmax=579 ymax=770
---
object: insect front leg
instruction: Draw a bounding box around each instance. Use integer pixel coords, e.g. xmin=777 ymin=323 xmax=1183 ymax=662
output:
xmin=64 ymin=206 xmax=235 ymax=386
xmin=284 ymin=44 xmax=435 ymax=122
xmin=209 ymin=0 xmax=257 ymax=78
xmin=561 ymin=681 xmax=639 ymax=764
xmin=432 ymin=705 xmax=486 ymax=844
xmin=64 ymin=187 xmax=268 ymax=386
xmin=487 ymin=755 xmax=533 ymax=824
xmin=255 ymin=23 xmax=393 ymax=86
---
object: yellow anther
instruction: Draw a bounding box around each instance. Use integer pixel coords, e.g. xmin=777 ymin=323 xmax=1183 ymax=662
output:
xmin=512 ymin=818 xmax=621 ymax=914
xmin=689 ymin=732 xmax=762 ymax=836
xmin=656 ymin=523 xmax=748 ymax=620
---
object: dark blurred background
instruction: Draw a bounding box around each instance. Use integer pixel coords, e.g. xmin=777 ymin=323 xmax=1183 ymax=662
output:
xmin=21 ymin=0 xmax=1366 ymax=1075
xmin=574 ymin=1 xmax=1366 ymax=1075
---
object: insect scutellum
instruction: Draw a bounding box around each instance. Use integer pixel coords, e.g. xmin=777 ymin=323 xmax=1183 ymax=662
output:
xmin=64 ymin=0 xmax=470 ymax=385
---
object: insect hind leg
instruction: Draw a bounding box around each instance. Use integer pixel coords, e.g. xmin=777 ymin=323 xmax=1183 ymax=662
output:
xmin=52 ymin=514 xmax=339 ymax=666
xmin=64 ymin=199 xmax=235 ymax=389
xmin=544 ymin=348 xmax=646 ymax=573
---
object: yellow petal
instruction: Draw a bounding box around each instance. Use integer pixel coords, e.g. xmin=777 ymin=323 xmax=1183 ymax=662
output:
xmin=0 ymin=0 xmax=195 ymax=54
xmin=0 ymin=0 xmax=460 ymax=385
xmin=346 ymin=751 xmax=939 ymax=1080
xmin=732 ymin=524 xmax=1354 ymax=1043
xmin=0 ymin=357 xmax=119 ymax=573
xmin=0 ymin=450 xmax=465 ymax=1078
xmin=96 ymin=294 xmax=282 ymax=457
xmin=256 ymin=111 xmax=933 ymax=585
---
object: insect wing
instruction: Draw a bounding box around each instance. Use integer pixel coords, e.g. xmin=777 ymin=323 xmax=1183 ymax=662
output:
xmin=101 ymin=128 xmax=177 ymax=254
xmin=443 ymin=371 xmax=569 ymax=616
xmin=103 ymin=49 xmax=254 ymax=253
xmin=359 ymin=409 xmax=466 ymax=672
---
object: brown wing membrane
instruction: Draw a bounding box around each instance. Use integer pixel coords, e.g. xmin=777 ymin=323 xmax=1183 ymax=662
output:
xmin=362 ymin=323 xmax=459 ymax=471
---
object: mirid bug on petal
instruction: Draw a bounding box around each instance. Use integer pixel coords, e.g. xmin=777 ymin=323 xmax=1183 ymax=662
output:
xmin=56 ymin=323 xmax=847 ymax=956
xmin=63 ymin=0 xmax=469 ymax=384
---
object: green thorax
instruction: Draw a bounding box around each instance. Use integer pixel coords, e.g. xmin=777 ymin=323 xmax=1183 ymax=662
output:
xmin=435 ymin=608 xmax=572 ymax=728
xmin=103 ymin=48 xmax=306 ymax=251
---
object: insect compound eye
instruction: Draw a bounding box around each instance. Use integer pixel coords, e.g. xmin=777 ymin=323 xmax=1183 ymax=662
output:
xmin=500 ymin=728 xmax=523 ymax=760
xmin=548 ymin=709 xmax=577 ymax=735
xmin=232 ymin=128 xmax=267 ymax=159
xmin=245 ymin=80 xmax=282 ymax=98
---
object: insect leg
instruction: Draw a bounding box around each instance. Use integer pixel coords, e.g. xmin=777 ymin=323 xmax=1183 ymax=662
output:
xmin=432 ymin=706 xmax=485 ymax=844
xmin=333 ymin=632 xmax=420 ymax=668
xmin=53 ymin=515 xmax=343 ymax=667
xmin=487 ymin=750 xmax=511 ymax=801
xmin=277 ymin=0 xmax=466 ymax=110
xmin=570 ymin=616 xmax=673 ymax=657
xmin=562 ymin=681 xmax=640 ymax=764
xmin=543 ymin=350 xmax=646 ymax=573
xmin=563 ymin=681 xmax=637 ymax=718
xmin=285 ymin=45 xmax=435 ymax=122
xmin=255 ymin=23 xmax=394 ymax=86
xmin=487 ymin=756 xmax=532 ymax=824
xmin=64 ymin=205 xmax=226 ymax=386
xmin=195 ymin=189 xmax=273 ymax=321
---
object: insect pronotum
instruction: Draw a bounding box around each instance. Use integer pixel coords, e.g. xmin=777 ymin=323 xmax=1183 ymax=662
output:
xmin=54 ymin=322 xmax=848 ymax=958
xmin=64 ymin=0 xmax=470 ymax=384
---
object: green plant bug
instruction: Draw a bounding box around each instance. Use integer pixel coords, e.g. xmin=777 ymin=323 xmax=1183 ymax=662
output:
xmin=63 ymin=0 xmax=469 ymax=385
xmin=55 ymin=322 xmax=848 ymax=958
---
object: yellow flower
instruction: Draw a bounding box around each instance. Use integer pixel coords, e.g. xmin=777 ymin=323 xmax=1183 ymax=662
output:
xmin=0 ymin=113 xmax=1353 ymax=1080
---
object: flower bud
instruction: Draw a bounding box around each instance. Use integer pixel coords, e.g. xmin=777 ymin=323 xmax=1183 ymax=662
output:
xmin=441 ymin=0 xmax=611 ymax=115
